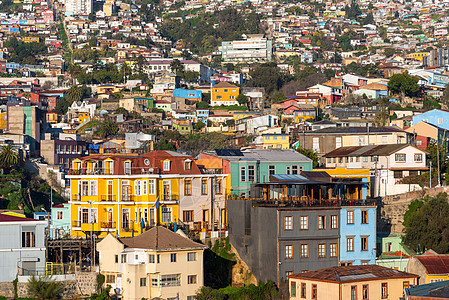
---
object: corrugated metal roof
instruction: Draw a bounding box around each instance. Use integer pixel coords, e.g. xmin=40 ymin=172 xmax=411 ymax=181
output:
xmin=324 ymin=144 xmax=412 ymax=157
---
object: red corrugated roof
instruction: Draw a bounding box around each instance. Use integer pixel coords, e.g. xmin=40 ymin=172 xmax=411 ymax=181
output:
xmin=416 ymin=255 xmax=449 ymax=275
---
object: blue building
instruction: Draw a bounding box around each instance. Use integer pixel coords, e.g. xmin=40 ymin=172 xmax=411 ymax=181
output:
xmin=301 ymin=51 xmax=313 ymax=64
xmin=51 ymin=203 xmax=71 ymax=239
xmin=0 ymin=215 xmax=46 ymax=281
xmin=196 ymin=109 xmax=209 ymax=123
xmin=173 ymin=88 xmax=202 ymax=101
xmin=340 ymin=206 xmax=376 ymax=266
xmin=412 ymin=109 xmax=449 ymax=131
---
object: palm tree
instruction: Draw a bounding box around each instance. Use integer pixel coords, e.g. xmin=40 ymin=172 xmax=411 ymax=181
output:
xmin=27 ymin=275 xmax=64 ymax=299
xmin=0 ymin=145 xmax=18 ymax=173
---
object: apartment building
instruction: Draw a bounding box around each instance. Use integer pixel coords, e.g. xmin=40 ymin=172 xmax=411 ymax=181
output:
xmin=221 ymin=34 xmax=273 ymax=62
xmin=65 ymin=0 xmax=93 ymax=16
xmin=67 ymin=151 xmax=228 ymax=238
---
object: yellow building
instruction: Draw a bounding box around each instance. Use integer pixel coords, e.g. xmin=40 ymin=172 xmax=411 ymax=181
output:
xmin=103 ymin=0 xmax=114 ymax=17
xmin=260 ymin=133 xmax=290 ymax=149
xmin=77 ymin=112 xmax=89 ymax=124
xmin=317 ymin=168 xmax=372 ymax=197
xmin=68 ymin=151 xmax=228 ymax=238
xmin=288 ymin=265 xmax=418 ymax=300
xmin=211 ymin=82 xmax=240 ymax=106
xmin=0 ymin=112 xmax=6 ymax=130
xmin=23 ymin=37 xmax=40 ymax=43
xmin=408 ymin=52 xmax=429 ymax=61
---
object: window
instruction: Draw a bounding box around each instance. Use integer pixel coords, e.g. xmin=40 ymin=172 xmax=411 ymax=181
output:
xmin=122 ymin=208 xmax=130 ymax=229
xmin=361 ymin=237 xmax=368 ymax=251
xmin=312 ymin=284 xmax=317 ymax=299
xmin=300 ymin=244 xmax=309 ymax=258
xmin=184 ymin=160 xmax=192 ymax=170
xmin=331 ymin=215 xmax=338 ymax=229
xmin=347 ymin=237 xmax=354 ymax=251
xmin=300 ymin=216 xmax=308 ymax=230
xmin=22 ymin=231 xmax=35 ymax=247
xmin=121 ymin=254 xmax=127 ymax=263
xmin=188 ymin=252 xmax=196 ymax=261
xmin=90 ymin=180 xmax=97 ymax=196
xmin=284 ymin=216 xmax=293 ymax=230
xmin=351 ymin=286 xmax=357 ymax=300
xmin=312 ymin=137 xmax=319 ymax=151
xmin=157 ymin=255 xmax=160 ymax=263
xmin=163 ymin=180 xmax=171 ymax=200
xmin=347 ymin=211 xmax=354 ymax=224
xmin=201 ymin=179 xmax=208 ymax=195
xmin=149 ymin=254 xmax=155 ymax=263
xmin=163 ymin=160 xmax=170 ymax=171
xmin=187 ymin=296 xmax=196 ymax=300
xmin=248 ymin=165 xmax=255 ymax=182
xmin=362 ymin=284 xmax=368 ymax=300
xmin=318 ymin=215 xmax=326 ymax=229
xmin=151 ymin=275 xmax=158 ymax=287
xmin=57 ymin=211 xmax=63 ymax=220
xmin=214 ymin=179 xmax=222 ymax=195
xmin=403 ymin=281 xmax=410 ymax=289
xmin=140 ymin=278 xmax=146 ymax=287
xmin=80 ymin=180 xmax=89 ymax=196
xmin=394 ymin=170 xmax=403 ymax=179
xmin=285 ymin=245 xmax=293 ymax=259
xmin=361 ymin=210 xmax=368 ymax=224
xmin=115 ymin=255 xmax=118 ymax=263
xmin=269 ymin=165 xmax=276 ymax=175
xmin=395 ymin=153 xmax=406 ymax=162
xmin=290 ymin=281 xmax=296 ymax=297
xmin=106 ymin=275 xmax=115 ymax=283
xmin=188 ymin=275 xmax=197 ymax=284
xmin=286 ymin=271 xmax=293 ymax=277
xmin=301 ymin=283 xmax=306 ymax=298
xmin=160 ymin=274 xmax=181 ymax=287
xmin=329 ymin=243 xmax=337 ymax=257
xmin=81 ymin=208 xmax=89 ymax=223
xmin=148 ymin=179 xmax=155 ymax=195
xmin=184 ymin=179 xmax=192 ymax=195
xmin=240 ymin=166 xmax=246 ymax=182
xmin=124 ymin=161 xmax=131 ymax=175
xmin=183 ymin=210 xmax=194 ymax=222
xmin=336 ymin=137 xmax=342 ymax=148
xmin=381 ymin=283 xmax=388 ymax=298
xmin=414 ymin=153 xmax=423 ymax=162
xmin=161 ymin=207 xmax=172 ymax=223
xmin=318 ymin=244 xmax=326 ymax=258
xmin=170 ymin=253 xmax=177 ymax=262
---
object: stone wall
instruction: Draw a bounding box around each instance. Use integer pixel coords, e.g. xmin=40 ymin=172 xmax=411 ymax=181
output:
xmin=378 ymin=186 xmax=449 ymax=233
xmin=0 ymin=272 xmax=98 ymax=299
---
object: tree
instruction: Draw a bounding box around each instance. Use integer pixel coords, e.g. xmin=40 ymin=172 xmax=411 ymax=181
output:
xmin=197 ymin=101 xmax=210 ymax=109
xmin=170 ymin=59 xmax=184 ymax=75
xmin=115 ymin=107 xmax=129 ymax=117
xmin=374 ymin=97 xmax=389 ymax=126
xmin=426 ymin=142 xmax=448 ymax=174
xmin=54 ymin=98 xmax=71 ymax=115
xmin=383 ymin=48 xmax=396 ymax=58
xmin=27 ymin=275 xmax=64 ymax=299
xmin=403 ymin=193 xmax=449 ymax=254
xmin=236 ymin=94 xmax=248 ymax=106
xmin=294 ymin=146 xmax=319 ymax=168
xmin=0 ymin=145 xmax=18 ymax=173
xmin=272 ymin=91 xmax=286 ymax=103
xmin=388 ymin=72 xmax=421 ymax=97
xmin=246 ymin=63 xmax=283 ymax=95
xmin=97 ymin=120 xmax=119 ymax=138
xmin=194 ymin=121 xmax=206 ymax=131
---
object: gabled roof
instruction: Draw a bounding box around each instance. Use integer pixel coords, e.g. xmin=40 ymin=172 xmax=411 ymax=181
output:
xmin=358 ymin=82 xmax=388 ymax=91
xmin=289 ymin=265 xmax=417 ymax=283
xmin=415 ymin=252 xmax=449 ymax=275
xmin=119 ymin=226 xmax=206 ymax=251
xmin=213 ymin=81 xmax=238 ymax=88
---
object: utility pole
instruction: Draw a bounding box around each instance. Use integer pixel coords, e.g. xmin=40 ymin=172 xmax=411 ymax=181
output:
xmin=437 ymin=140 xmax=441 ymax=187
xmin=430 ymin=161 xmax=432 ymax=189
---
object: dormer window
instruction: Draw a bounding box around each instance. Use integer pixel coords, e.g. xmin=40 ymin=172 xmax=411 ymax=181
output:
xmin=163 ymin=160 xmax=171 ymax=171
xmin=105 ymin=160 xmax=114 ymax=175
xmin=184 ymin=159 xmax=192 ymax=170
xmin=124 ymin=161 xmax=131 ymax=175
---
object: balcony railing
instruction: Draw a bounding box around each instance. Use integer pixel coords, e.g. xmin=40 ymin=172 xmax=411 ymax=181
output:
xmin=162 ymin=194 xmax=179 ymax=201
xmin=232 ymin=198 xmax=377 ymax=208
xmin=121 ymin=194 xmax=135 ymax=201
xmin=101 ymin=221 xmax=116 ymax=229
xmin=101 ymin=194 xmax=117 ymax=201
xmin=68 ymin=167 xmax=161 ymax=176
xmin=72 ymin=220 xmax=81 ymax=227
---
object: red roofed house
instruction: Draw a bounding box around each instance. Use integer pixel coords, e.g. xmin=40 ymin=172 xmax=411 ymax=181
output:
xmin=288 ymin=265 xmax=418 ymax=300
xmin=407 ymin=250 xmax=449 ymax=284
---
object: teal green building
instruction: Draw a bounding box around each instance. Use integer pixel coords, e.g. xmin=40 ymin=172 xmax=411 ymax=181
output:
xmin=200 ymin=149 xmax=313 ymax=197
